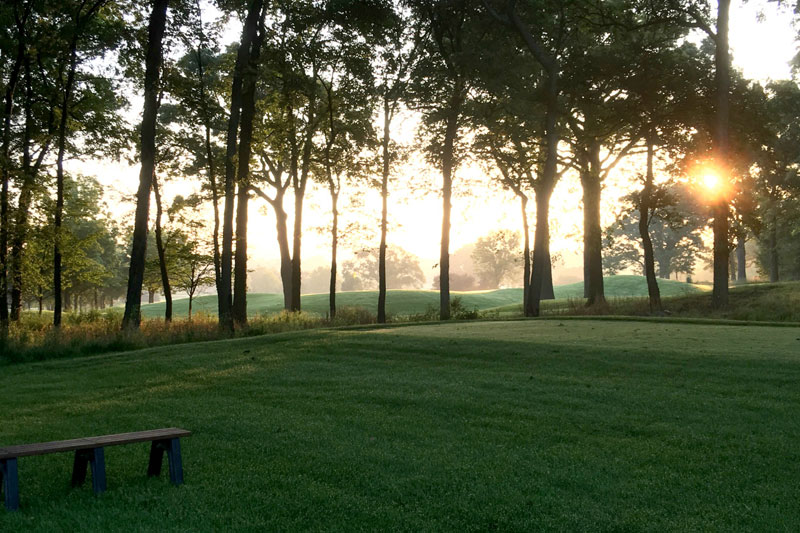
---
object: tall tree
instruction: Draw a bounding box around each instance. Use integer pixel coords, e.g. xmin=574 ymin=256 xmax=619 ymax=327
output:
xmin=671 ymin=0 xmax=732 ymax=306
xmin=219 ymin=0 xmax=264 ymax=331
xmin=121 ymin=0 xmax=170 ymax=330
xmin=373 ymin=7 xmax=419 ymax=323
xmin=151 ymin=171 xmax=172 ymax=321
xmin=0 ymin=1 xmax=31 ymax=330
xmin=485 ymin=0 xmax=563 ymax=317
xmin=409 ymin=0 xmax=480 ymax=320
xmin=159 ymin=3 xmax=226 ymax=309
xmin=315 ymin=24 xmax=374 ymax=319
xmin=53 ymin=0 xmax=111 ymax=328
xmin=232 ymin=0 xmax=268 ymax=327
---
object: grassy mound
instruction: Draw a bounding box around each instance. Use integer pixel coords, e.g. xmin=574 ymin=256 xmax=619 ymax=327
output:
xmin=2 ymin=320 xmax=800 ymax=530
xmin=140 ymin=275 xmax=701 ymax=319
xmin=552 ymin=274 xmax=703 ymax=298
xmin=608 ymin=280 xmax=800 ymax=322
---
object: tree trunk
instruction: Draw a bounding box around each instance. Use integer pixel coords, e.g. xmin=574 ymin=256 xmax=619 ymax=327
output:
xmin=439 ymin=87 xmax=462 ymax=321
xmin=221 ymin=0 xmax=263 ymax=331
xmin=736 ymin=236 xmax=746 ymax=281
xmin=526 ymin=69 xmax=559 ymax=318
xmin=639 ymin=134 xmax=662 ymax=312
xmin=290 ymin=103 xmax=316 ymax=312
xmin=528 ymin=185 xmax=553 ymax=317
xmin=0 ymin=10 xmax=26 ymax=329
xmin=378 ymin=100 xmax=391 ymax=324
xmin=712 ymin=0 xmax=731 ymax=308
xmin=329 ymin=189 xmax=338 ymax=320
xmin=153 ymin=173 xmax=172 ymax=322
xmin=769 ymin=220 xmax=779 ymax=283
xmin=148 ymin=290 xmax=155 ymax=304
xmin=232 ymin=10 xmax=265 ymax=328
xmin=581 ymin=143 xmax=605 ymax=307
xmin=196 ymin=46 xmax=222 ymax=300
xmin=53 ymin=29 xmax=74 ymax=326
xmin=188 ymin=294 xmax=193 ymax=321
xmin=53 ymin=1 xmax=103 ymax=327
xmin=121 ymin=0 xmax=169 ymax=331
xmin=541 ymin=250 xmax=555 ymax=300
xmin=232 ymin=183 xmax=249 ymax=325
xmin=520 ymin=194 xmax=530 ymax=308
xmin=729 ymin=252 xmax=736 ymax=282
xmin=272 ymin=190 xmax=292 ymax=310
xmin=9 ymin=56 xmax=37 ymax=322
xmin=290 ymin=180 xmax=305 ymax=311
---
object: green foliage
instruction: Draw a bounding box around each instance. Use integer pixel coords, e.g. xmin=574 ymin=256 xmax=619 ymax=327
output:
xmin=604 ymin=183 xmax=706 ymax=278
xmin=341 ymin=247 xmax=426 ymax=291
xmin=470 ymin=230 xmax=523 ymax=289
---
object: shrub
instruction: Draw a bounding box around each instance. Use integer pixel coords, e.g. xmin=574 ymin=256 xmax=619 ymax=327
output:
xmin=450 ymin=297 xmax=479 ymax=320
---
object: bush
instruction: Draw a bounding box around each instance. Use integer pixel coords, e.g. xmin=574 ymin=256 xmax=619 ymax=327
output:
xmin=450 ymin=296 xmax=479 ymax=320
xmin=331 ymin=306 xmax=375 ymax=326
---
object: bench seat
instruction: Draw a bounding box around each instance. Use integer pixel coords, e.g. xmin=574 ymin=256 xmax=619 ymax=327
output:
xmin=0 ymin=428 xmax=191 ymax=460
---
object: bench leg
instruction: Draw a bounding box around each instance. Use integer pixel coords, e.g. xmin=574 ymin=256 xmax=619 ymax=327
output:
xmin=72 ymin=448 xmax=106 ymax=494
xmin=147 ymin=439 xmax=183 ymax=486
xmin=89 ymin=448 xmax=106 ymax=494
xmin=1 ymin=458 xmax=20 ymax=511
xmin=71 ymin=450 xmax=89 ymax=487
xmin=166 ymin=438 xmax=184 ymax=486
xmin=147 ymin=440 xmax=165 ymax=477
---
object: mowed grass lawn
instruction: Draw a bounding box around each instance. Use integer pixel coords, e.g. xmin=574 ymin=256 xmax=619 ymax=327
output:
xmin=2 ymin=319 xmax=800 ymax=530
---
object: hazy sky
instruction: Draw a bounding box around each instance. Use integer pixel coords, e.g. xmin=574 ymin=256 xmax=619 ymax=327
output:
xmin=74 ymin=1 xmax=798 ymax=286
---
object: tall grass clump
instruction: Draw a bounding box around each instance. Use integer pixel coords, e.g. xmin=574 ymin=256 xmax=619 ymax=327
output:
xmin=1 ymin=306 xmax=388 ymax=365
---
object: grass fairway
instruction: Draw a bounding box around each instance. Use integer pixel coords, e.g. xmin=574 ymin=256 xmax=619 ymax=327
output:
xmin=140 ymin=275 xmax=701 ymax=319
xmin=2 ymin=319 xmax=800 ymax=530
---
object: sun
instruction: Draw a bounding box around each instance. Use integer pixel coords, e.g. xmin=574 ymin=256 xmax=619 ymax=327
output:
xmin=702 ymin=171 xmax=720 ymax=191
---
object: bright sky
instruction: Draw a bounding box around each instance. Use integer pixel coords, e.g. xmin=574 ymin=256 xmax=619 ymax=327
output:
xmin=72 ymin=1 xmax=798 ymax=286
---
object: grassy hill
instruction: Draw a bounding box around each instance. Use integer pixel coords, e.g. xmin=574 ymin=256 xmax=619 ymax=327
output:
xmin=140 ymin=274 xmax=702 ymax=319
xmin=3 ymin=319 xmax=800 ymax=530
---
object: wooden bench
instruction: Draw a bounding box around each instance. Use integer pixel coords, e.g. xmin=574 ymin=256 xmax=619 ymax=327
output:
xmin=0 ymin=428 xmax=191 ymax=511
